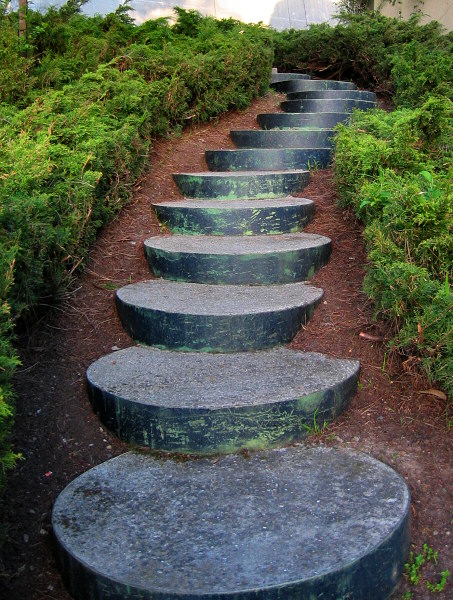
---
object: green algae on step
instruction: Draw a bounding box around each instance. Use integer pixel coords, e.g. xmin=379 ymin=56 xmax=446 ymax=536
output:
xmin=281 ymin=98 xmax=378 ymax=114
xmin=52 ymin=447 xmax=410 ymax=600
xmin=205 ymin=148 xmax=331 ymax=171
xmin=257 ymin=112 xmax=350 ymax=130
xmin=87 ymin=346 xmax=359 ymax=453
xmin=287 ymin=89 xmax=377 ymax=102
xmin=115 ymin=279 xmax=323 ymax=352
xmin=152 ymin=197 xmax=314 ymax=236
xmin=173 ymin=170 xmax=309 ymax=199
xmin=230 ymin=129 xmax=334 ymax=149
xmin=272 ymin=79 xmax=356 ymax=92
xmin=144 ymin=233 xmax=331 ymax=285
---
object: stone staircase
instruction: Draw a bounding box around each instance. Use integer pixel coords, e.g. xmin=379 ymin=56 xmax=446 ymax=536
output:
xmin=52 ymin=72 xmax=410 ymax=599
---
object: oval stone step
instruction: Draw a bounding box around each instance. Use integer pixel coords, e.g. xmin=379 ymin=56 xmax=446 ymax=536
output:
xmin=230 ymin=129 xmax=334 ymax=149
xmin=270 ymin=72 xmax=311 ymax=84
xmin=53 ymin=447 xmax=410 ymax=600
xmin=144 ymin=233 xmax=332 ymax=285
xmin=115 ymin=279 xmax=323 ymax=352
xmin=272 ymin=79 xmax=356 ymax=92
xmin=257 ymin=112 xmax=350 ymax=130
xmin=287 ymin=89 xmax=377 ymax=102
xmin=173 ymin=170 xmax=309 ymax=199
xmin=87 ymin=346 xmax=359 ymax=453
xmin=205 ymin=148 xmax=331 ymax=171
xmin=152 ymin=198 xmax=314 ymax=236
xmin=281 ymin=98 xmax=378 ymax=113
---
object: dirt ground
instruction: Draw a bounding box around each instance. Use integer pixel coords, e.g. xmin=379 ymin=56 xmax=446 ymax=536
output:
xmin=0 ymin=93 xmax=451 ymax=600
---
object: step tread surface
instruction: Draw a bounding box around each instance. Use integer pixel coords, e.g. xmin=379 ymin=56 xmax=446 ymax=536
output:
xmin=87 ymin=346 xmax=359 ymax=409
xmin=287 ymin=90 xmax=377 ymax=101
xmin=257 ymin=112 xmax=350 ymax=129
xmin=116 ymin=279 xmax=323 ymax=315
xmin=53 ymin=447 xmax=410 ymax=599
xmin=152 ymin=197 xmax=312 ymax=209
xmin=152 ymin=198 xmax=315 ymax=236
xmin=145 ymin=232 xmax=330 ymax=255
xmin=173 ymin=170 xmax=310 ymax=200
xmin=205 ymin=148 xmax=332 ymax=171
xmin=174 ymin=169 xmax=308 ymax=177
xmin=230 ymin=129 xmax=334 ymax=149
xmin=272 ymin=80 xmax=356 ymax=92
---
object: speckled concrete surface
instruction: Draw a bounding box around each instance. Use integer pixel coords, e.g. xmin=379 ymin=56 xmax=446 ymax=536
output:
xmin=52 ymin=447 xmax=410 ymax=599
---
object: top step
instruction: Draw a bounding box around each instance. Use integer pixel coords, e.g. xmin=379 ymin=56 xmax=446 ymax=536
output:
xmin=272 ymin=79 xmax=356 ymax=93
xmin=271 ymin=73 xmax=311 ymax=84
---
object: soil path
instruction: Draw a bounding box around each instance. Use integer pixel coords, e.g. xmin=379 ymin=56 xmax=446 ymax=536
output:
xmin=0 ymin=93 xmax=451 ymax=600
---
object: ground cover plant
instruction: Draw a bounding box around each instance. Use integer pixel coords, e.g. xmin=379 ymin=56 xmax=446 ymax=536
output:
xmin=0 ymin=1 xmax=272 ymax=489
xmin=273 ymin=13 xmax=453 ymax=403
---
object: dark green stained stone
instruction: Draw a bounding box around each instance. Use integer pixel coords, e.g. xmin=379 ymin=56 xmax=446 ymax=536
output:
xmin=173 ymin=170 xmax=309 ymax=199
xmin=270 ymin=72 xmax=310 ymax=84
xmin=281 ymin=98 xmax=378 ymax=114
xmin=257 ymin=112 xmax=350 ymax=130
xmin=272 ymin=79 xmax=356 ymax=93
xmin=205 ymin=148 xmax=331 ymax=171
xmin=52 ymin=447 xmax=410 ymax=600
xmin=152 ymin=198 xmax=314 ymax=236
xmin=143 ymin=233 xmax=331 ymax=285
xmin=230 ymin=129 xmax=334 ymax=149
xmin=115 ymin=280 xmax=323 ymax=352
xmin=87 ymin=347 xmax=359 ymax=453
xmin=287 ymin=90 xmax=377 ymax=102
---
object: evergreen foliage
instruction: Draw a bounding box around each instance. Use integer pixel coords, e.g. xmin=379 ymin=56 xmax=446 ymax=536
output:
xmin=274 ymin=14 xmax=452 ymax=398
xmin=0 ymin=2 xmax=272 ymax=489
xmin=334 ymin=93 xmax=452 ymax=398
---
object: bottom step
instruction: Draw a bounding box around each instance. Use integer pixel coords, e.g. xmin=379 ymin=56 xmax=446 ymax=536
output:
xmin=53 ymin=447 xmax=410 ymax=600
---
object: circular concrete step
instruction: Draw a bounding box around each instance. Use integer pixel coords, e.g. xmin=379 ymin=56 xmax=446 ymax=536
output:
xmin=230 ymin=129 xmax=334 ymax=149
xmin=272 ymin=79 xmax=356 ymax=92
xmin=281 ymin=98 xmax=378 ymax=114
xmin=270 ymin=72 xmax=310 ymax=84
xmin=87 ymin=346 xmax=359 ymax=453
xmin=287 ymin=90 xmax=377 ymax=102
xmin=257 ymin=112 xmax=350 ymax=130
xmin=205 ymin=148 xmax=331 ymax=171
xmin=152 ymin=198 xmax=314 ymax=236
xmin=144 ymin=233 xmax=331 ymax=285
xmin=144 ymin=233 xmax=332 ymax=285
xmin=115 ymin=279 xmax=323 ymax=352
xmin=53 ymin=447 xmax=410 ymax=600
xmin=173 ymin=170 xmax=309 ymax=199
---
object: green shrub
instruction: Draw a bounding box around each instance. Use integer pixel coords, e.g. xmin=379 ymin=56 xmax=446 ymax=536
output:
xmin=0 ymin=5 xmax=273 ymax=489
xmin=334 ymin=96 xmax=453 ymax=398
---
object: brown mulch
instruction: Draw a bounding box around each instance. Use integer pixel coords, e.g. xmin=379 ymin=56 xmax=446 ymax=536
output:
xmin=0 ymin=93 xmax=451 ymax=600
